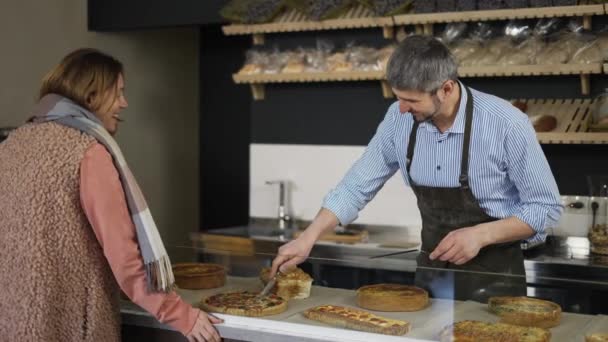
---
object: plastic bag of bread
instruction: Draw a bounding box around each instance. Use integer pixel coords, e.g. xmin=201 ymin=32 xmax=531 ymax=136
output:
xmin=450 ymin=39 xmax=481 ymax=62
xmin=358 ymin=0 xmax=413 ymax=16
xmin=535 ymin=42 xmax=570 ymax=65
xmin=220 ymin=0 xmax=288 ymax=24
xmin=412 ymin=0 xmax=435 ymax=13
xmin=238 ymin=50 xmax=269 ymax=75
xmin=459 ymin=46 xmax=494 ymax=66
xmin=303 ymin=39 xmax=334 ymax=72
xmin=347 ymin=45 xmax=380 ymax=71
xmin=440 ymin=23 xmax=469 ymax=45
xmin=535 ymin=32 xmax=587 ymax=65
xmin=327 ymin=52 xmax=352 ymax=72
xmin=262 ymin=48 xmax=291 ymax=74
xmin=377 ymin=44 xmax=396 ymax=70
xmin=281 ymin=49 xmax=307 ymax=73
xmin=286 ymin=0 xmax=356 ymax=20
xmin=487 ymin=37 xmax=512 ymax=56
xmin=499 ymin=37 xmax=544 ymax=66
xmin=570 ymin=40 xmax=603 ymax=64
xmin=596 ymin=32 xmax=608 ymax=61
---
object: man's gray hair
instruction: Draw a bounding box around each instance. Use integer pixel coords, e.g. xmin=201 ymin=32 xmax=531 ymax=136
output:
xmin=386 ymin=35 xmax=458 ymax=93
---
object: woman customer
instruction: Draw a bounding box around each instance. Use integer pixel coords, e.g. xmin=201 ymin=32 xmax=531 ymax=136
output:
xmin=0 ymin=48 xmax=221 ymax=342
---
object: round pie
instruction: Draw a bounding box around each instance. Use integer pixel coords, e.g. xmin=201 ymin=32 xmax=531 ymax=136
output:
xmin=356 ymin=284 xmax=428 ymax=312
xmin=172 ymin=263 xmax=226 ymax=290
xmin=488 ymin=296 xmax=562 ymax=328
xmin=200 ymin=291 xmax=287 ymax=317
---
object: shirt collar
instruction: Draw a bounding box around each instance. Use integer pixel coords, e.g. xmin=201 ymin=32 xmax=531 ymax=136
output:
xmin=419 ymin=81 xmax=468 ymax=134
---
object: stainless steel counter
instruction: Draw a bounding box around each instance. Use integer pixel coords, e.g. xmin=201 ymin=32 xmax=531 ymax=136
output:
xmin=193 ymin=223 xmax=608 ymax=285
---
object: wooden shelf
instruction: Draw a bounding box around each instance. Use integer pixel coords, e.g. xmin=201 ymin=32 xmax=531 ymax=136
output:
xmin=233 ymin=63 xmax=601 ymax=98
xmin=459 ymin=63 xmax=603 ymax=77
xmin=222 ymin=4 xmax=604 ymax=42
xmin=520 ymin=97 xmax=608 ymax=144
xmin=233 ymin=71 xmax=385 ymax=84
xmin=537 ymin=132 xmax=608 ymax=144
xmin=393 ymin=4 xmax=604 ymax=25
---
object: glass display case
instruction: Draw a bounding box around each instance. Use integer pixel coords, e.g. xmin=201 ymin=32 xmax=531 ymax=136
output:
xmin=121 ymin=223 xmax=608 ymax=342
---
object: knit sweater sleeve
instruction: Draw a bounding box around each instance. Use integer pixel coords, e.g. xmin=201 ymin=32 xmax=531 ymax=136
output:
xmin=79 ymin=143 xmax=199 ymax=336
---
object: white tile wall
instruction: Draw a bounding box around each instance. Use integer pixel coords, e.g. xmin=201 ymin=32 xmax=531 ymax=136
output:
xmin=250 ymin=143 xmax=422 ymax=232
xmin=250 ymin=143 xmax=608 ymax=238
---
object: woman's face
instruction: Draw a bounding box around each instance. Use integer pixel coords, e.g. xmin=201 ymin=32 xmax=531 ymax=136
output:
xmin=93 ymin=74 xmax=128 ymax=135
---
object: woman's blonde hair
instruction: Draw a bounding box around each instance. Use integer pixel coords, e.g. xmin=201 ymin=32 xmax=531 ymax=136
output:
xmin=39 ymin=48 xmax=124 ymax=113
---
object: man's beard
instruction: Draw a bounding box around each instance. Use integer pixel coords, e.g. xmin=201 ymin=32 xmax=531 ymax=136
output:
xmin=414 ymin=95 xmax=442 ymax=123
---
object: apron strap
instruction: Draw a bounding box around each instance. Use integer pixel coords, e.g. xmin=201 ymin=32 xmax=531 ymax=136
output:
xmin=459 ymin=86 xmax=475 ymax=189
xmin=406 ymin=120 xmax=420 ymax=174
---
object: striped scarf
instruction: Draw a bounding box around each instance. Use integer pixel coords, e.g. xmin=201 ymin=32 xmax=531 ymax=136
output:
xmin=31 ymin=94 xmax=174 ymax=292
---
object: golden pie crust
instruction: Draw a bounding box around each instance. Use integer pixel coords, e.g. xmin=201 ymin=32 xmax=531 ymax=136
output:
xmin=303 ymin=305 xmax=411 ymax=336
xmin=356 ymin=284 xmax=428 ymax=312
xmin=172 ymin=263 xmax=226 ymax=290
xmin=200 ymin=291 xmax=287 ymax=317
xmin=440 ymin=320 xmax=551 ymax=342
xmin=488 ymin=296 xmax=562 ymax=329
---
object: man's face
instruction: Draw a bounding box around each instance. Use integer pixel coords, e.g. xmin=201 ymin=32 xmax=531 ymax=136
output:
xmin=393 ymin=87 xmax=443 ymax=123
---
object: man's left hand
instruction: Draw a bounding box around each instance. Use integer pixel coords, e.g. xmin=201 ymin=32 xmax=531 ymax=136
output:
xmin=429 ymin=226 xmax=487 ymax=265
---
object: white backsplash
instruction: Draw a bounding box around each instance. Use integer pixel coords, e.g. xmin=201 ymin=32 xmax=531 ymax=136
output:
xmin=250 ymin=143 xmax=606 ymax=239
xmin=555 ymin=195 xmax=608 ymax=237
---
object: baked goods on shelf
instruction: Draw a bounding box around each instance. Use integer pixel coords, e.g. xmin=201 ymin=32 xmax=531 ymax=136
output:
xmin=172 ymin=263 xmax=226 ymax=290
xmin=488 ymin=296 xmax=562 ymax=329
xmin=356 ymin=284 xmax=428 ymax=312
xmin=439 ymin=320 xmax=551 ymax=342
xmin=587 ymin=333 xmax=608 ymax=342
xmin=200 ymin=291 xmax=287 ymax=317
xmin=589 ymin=224 xmax=608 ymax=255
xmin=303 ymin=305 xmax=411 ymax=336
xmin=259 ymin=266 xmax=313 ymax=300
xmin=530 ymin=115 xmax=558 ymax=132
xmin=238 ymin=63 xmax=262 ymax=75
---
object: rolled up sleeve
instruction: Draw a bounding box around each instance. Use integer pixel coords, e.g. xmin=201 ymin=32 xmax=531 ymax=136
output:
xmin=505 ymin=119 xmax=563 ymax=243
xmin=322 ymin=105 xmax=400 ymax=225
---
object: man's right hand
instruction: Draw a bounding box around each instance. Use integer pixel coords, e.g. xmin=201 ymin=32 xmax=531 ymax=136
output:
xmin=186 ymin=310 xmax=223 ymax=342
xmin=269 ymin=234 xmax=315 ymax=278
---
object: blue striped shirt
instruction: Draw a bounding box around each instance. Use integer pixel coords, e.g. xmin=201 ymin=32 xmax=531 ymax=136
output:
xmin=323 ymin=84 xmax=563 ymax=243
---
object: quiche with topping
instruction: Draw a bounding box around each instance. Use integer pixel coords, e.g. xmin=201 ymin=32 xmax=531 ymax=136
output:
xmin=488 ymin=296 xmax=561 ymax=328
xmin=303 ymin=305 xmax=411 ymax=336
xmin=200 ymin=291 xmax=287 ymax=317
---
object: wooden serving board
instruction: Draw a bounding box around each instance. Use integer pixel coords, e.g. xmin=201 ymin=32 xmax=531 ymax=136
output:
xmin=294 ymin=229 xmax=369 ymax=244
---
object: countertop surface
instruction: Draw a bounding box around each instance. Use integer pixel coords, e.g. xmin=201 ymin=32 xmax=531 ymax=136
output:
xmin=121 ymin=276 xmax=608 ymax=341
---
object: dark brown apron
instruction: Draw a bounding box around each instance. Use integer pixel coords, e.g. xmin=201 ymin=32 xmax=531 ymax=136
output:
xmin=409 ymin=86 xmax=527 ymax=303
